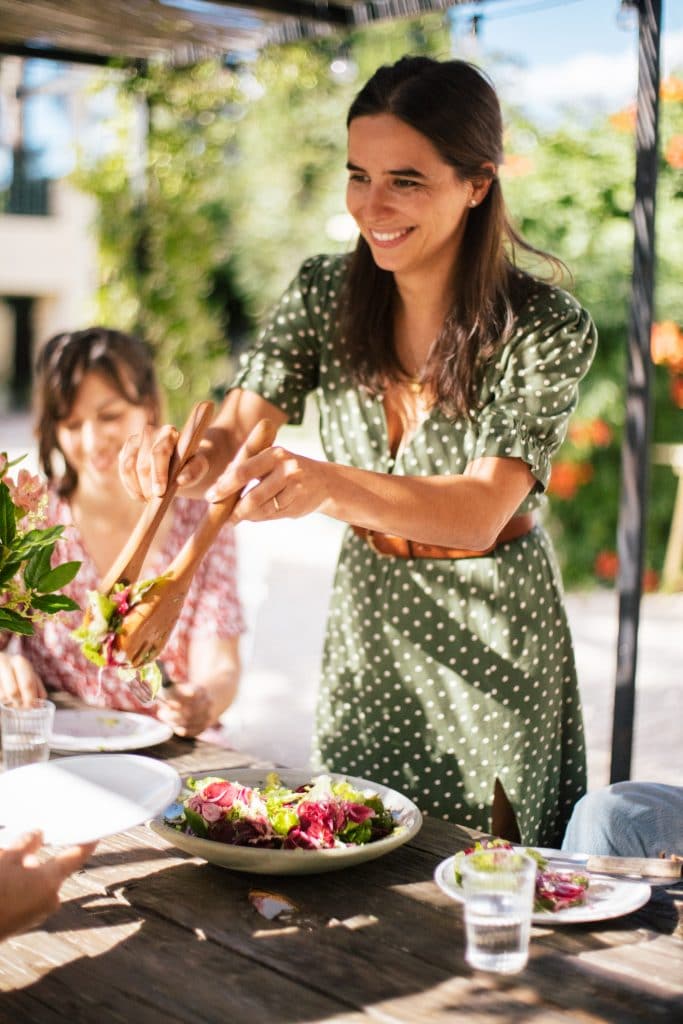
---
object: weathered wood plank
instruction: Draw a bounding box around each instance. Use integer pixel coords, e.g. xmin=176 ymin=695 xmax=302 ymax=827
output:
xmin=136 ymin=741 xmax=271 ymax=775
xmin=52 ymin=811 xmax=683 ymax=1011
xmin=98 ymin=835 xmax=682 ymax=1021
xmin=0 ymin=895 xmax=350 ymax=1023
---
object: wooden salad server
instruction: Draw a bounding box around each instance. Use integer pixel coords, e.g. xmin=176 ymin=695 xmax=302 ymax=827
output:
xmin=99 ymin=399 xmax=216 ymax=596
xmin=116 ymin=417 xmax=278 ymax=668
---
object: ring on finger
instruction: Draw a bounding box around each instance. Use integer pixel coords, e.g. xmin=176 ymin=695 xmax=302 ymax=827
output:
xmin=272 ymin=495 xmax=281 ymax=512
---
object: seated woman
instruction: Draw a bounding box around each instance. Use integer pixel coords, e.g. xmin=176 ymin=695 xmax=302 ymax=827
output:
xmin=561 ymin=782 xmax=683 ymax=858
xmin=0 ymin=327 xmax=244 ymax=737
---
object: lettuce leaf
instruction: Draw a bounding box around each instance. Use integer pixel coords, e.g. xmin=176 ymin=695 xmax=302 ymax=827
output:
xmin=72 ymin=576 xmax=168 ymax=699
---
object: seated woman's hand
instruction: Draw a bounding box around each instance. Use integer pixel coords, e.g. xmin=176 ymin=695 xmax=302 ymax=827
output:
xmin=155 ymin=661 xmax=238 ymax=738
xmin=155 ymin=681 xmax=217 ymax=738
xmin=0 ymin=654 xmax=47 ymax=706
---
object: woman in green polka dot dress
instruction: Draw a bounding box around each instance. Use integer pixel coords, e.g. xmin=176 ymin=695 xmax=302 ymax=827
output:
xmin=122 ymin=56 xmax=597 ymax=847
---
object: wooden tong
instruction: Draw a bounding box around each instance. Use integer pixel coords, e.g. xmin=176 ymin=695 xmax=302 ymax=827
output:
xmin=100 ymin=400 xmax=216 ymax=595
xmin=114 ymin=416 xmax=278 ymax=668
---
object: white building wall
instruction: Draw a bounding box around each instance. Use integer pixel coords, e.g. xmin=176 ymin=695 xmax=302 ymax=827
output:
xmin=0 ymin=179 xmax=98 ymax=401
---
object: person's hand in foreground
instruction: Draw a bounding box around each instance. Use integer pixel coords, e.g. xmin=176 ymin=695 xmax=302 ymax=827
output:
xmin=0 ymin=830 xmax=96 ymax=941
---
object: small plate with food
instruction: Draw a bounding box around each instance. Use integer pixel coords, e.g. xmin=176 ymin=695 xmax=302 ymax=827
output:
xmin=50 ymin=708 xmax=172 ymax=753
xmin=434 ymin=839 xmax=651 ymax=925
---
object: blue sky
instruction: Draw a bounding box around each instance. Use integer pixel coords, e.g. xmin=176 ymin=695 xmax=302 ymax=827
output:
xmin=448 ymin=0 xmax=683 ymax=122
xmin=451 ymin=0 xmax=681 ymax=63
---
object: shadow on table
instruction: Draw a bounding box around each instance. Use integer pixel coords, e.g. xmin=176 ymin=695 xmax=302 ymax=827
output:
xmin=1 ymin=850 xmax=679 ymax=1024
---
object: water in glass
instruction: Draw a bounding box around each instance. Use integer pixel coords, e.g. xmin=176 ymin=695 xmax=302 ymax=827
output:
xmin=1 ymin=699 xmax=55 ymax=771
xmin=2 ymin=734 xmax=51 ymax=770
xmin=464 ymin=889 xmax=531 ymax=973
xmin=460 ymin=848 xmax=536 ymax=974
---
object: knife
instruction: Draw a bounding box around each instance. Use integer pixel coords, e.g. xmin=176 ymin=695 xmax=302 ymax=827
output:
xmin=547 ymin=853 xmax=682 ymax=881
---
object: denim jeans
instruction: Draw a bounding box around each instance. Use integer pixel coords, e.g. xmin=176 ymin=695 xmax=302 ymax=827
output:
xmin=561 ymin=782 xmax=683 ymax=857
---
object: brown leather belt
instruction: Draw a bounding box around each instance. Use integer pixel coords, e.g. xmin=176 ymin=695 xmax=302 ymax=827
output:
xmin=352 ymin=513 xmax=535 ymax=559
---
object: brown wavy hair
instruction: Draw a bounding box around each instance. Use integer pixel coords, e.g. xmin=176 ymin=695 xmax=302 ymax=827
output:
xmin=34 ymin=327 xmax=161 ymax=497
xmin=341 ymin=55 xmax=566 ymax=416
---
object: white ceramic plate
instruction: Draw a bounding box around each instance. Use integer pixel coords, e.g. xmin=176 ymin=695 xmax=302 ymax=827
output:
xmin=433 ymin=852 xmax=651 ymax=925
xmin=0 ymin=754 xmax=181 ymax=846
xmin=149 ymin=768 xmax=423 ymax=875
xmin=50 ymin=709 xmax=173 ymax=753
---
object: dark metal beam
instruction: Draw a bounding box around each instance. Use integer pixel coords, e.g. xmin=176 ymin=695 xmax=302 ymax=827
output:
xmin=610 ymin=0 xmax=661 ymax=783
xmin=0 ymin=43 xmax=119 ymax=66
xmin=184 ymin=0 xmax=466 ymax=27
xmin=200 ymin=0 xmax=352 ymax=24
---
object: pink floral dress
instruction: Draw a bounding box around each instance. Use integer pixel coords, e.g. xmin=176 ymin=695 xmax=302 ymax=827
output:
xmin=9 ymin=490 xmax=244 ymax=716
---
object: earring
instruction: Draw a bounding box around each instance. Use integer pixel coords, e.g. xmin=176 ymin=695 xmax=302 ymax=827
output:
xmin=469 ymin=199 xmax=477 ymax=207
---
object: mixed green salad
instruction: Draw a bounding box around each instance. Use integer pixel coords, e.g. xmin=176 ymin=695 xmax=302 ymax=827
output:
xmin=72 ymin=579 xmax=164 ymax=699
xmin=453 ymin=838 xmax=590 ymax=913
xmin=166 ymin=772 xmax=399 ymax=850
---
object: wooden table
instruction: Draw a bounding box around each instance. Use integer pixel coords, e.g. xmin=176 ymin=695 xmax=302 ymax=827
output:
xmin=0 ymin=734 xmax=681 ymax=1023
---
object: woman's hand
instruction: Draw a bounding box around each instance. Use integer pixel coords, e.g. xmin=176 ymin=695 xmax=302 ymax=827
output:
xmin=0 ymin=654 xmax=47 ymax=706
xmin=0 ymin=831 xmax=96 ymax=942
xmin=118 ymin=389 xmax=287 ymax=503
xmin=208 ymin=445 xmax=333 ymax=523
xmin=119 ymin=422 xmax=211 ymax=501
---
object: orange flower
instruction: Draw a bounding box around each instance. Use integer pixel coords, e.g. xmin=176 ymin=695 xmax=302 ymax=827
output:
xmin=594 ymin=553 xmax=659 ymax=592
xmin=568 ymin=421 xmax=591 ymax=446
xmin=568 ymin=418 xmax=613 ymax=448
xmin=547 ymin=461 xmax=594 ymax=500
xmin=660 ymin=75 xmax=683 ymax=102
xmin=664 ymin=134 xmax=683 ymax=170
xmin=651 ymin=320 xmax=683 ymax=371
xmin=642 ymin=568 xmax=660 ymax=593
xmin=589 ymin=419 xmax=613 ymax=446
xmin=500 ymin=154 xmax=534 ymax=178
xmin=594 ymin=550 xmax=619 ymax=580
xmin=670 ymin=375 xmax=683 ymax=409
xmin=609 ymin=104 xmax=636 ymax=133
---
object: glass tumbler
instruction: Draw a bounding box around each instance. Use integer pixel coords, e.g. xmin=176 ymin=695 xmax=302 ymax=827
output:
xmin=1 ymin=699 xmax=55 ymax=771
xmin=460 ymin=847 xmax=536 ymax=974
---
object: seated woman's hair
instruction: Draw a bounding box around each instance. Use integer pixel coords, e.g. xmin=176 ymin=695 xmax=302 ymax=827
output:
xmin=34 ymin=326 xmax=161 ymax=496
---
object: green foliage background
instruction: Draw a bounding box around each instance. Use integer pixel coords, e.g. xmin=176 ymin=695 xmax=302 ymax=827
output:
xmin=72 ymin=17 xmax=683 ymax=588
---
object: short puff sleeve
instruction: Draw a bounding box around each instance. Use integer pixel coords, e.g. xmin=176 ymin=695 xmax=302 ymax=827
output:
xmin=231 ymin=255 xmax=343 ymax=423
xmin=471 ymin=287 xmax=597 ymax=490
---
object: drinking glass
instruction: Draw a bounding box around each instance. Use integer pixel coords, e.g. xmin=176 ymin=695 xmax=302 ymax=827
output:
xmin=0 ymin=699 xmax=55 ymax=771
xmin=460 ymin=847 xmax=536 ymax=974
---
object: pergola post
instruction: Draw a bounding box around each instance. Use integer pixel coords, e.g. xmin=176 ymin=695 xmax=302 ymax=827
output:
xmin=610 ymin=0 xmax=662 ymax=783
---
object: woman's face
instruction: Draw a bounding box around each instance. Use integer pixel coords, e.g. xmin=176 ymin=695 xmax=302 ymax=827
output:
xmin=346 ymin=113 xmax=482 ymax=284
xmin=56 ymin=370 xmax=151 ymax=490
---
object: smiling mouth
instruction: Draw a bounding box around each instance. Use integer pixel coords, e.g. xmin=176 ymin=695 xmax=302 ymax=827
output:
xmin=369 ymin=227 xmax=414 ymax=245
xmin=88 ymin=458 xmax=115 ymax=473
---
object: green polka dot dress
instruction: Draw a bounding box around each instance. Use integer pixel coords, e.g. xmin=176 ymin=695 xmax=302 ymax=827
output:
xmin=232 ymin=254 xmax=598 ymax=847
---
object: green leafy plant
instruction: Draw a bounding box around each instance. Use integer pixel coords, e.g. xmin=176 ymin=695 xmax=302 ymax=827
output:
xmin=502 ymin=73 xmax=683 ymax=587
xmin=0 ymin=454 xmax=81 ymax=636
